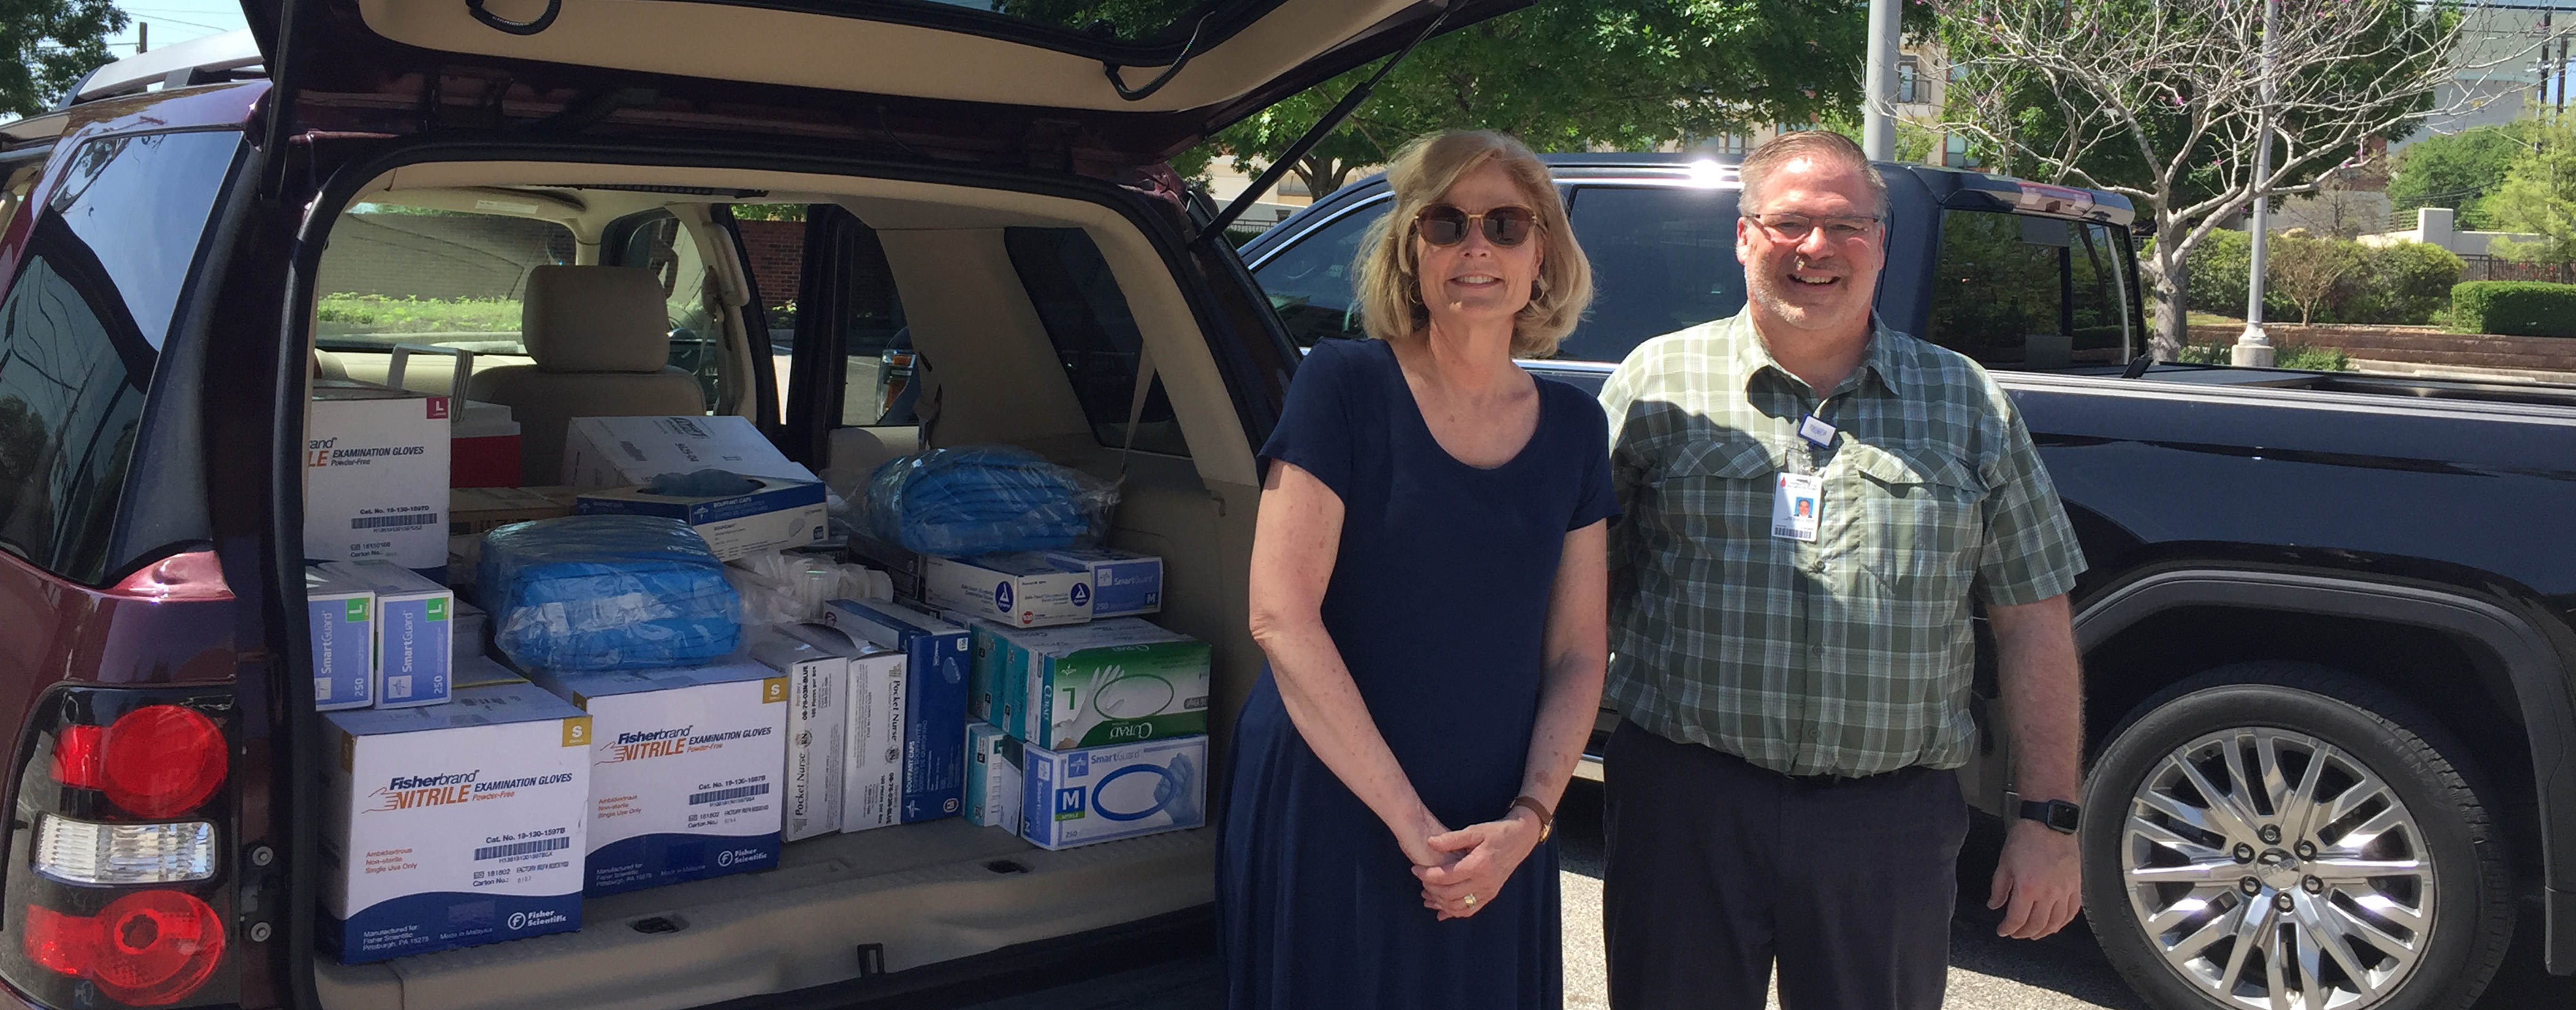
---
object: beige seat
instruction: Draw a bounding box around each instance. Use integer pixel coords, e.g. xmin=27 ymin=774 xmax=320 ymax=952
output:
xmin=470 ymin=265 xmax=708 ymax=485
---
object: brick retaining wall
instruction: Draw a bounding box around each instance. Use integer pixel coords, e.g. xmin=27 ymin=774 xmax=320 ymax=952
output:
xmin=2188 ymin=323 xmax=2576 ymax=372
xmin=735 ymin=219 xmax=805 ymax=309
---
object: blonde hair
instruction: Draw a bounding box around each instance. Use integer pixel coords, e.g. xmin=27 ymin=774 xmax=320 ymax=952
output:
xmin=1353 ymin=131 xmax=1592 ymax=357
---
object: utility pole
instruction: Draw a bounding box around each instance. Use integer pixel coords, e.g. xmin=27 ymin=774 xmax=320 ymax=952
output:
xmin=2235 ymin=0 xmax=2279 ymax=367
xmin=137 ymin=22 xmax=146 ymax=54
xmin=1862 ymin=0 xmax=1902 ymax=160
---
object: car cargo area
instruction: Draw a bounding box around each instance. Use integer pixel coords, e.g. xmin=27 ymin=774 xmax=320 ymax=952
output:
xmin=297 ymin=162 xmax=1264 ymax=1010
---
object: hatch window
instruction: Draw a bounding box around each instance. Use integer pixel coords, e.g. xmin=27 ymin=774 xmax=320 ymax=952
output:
xmin=1923 ymin=210 xmax=2133 ymax=369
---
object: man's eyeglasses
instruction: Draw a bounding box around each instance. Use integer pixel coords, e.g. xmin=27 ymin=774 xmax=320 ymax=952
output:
xmin=1414 ymin=204 xmax=1539 ymax=248
xmin=1744 ymin=212 xmax=1882 ymax=243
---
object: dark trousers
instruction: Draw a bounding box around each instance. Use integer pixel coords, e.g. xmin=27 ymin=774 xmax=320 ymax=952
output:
xmin=1602 ymin=720 xmax=1970 ymax=1010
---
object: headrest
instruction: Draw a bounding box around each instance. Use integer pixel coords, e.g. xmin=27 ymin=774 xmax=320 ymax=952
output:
xmin=522 ymin=265 xmax=673 ymax=373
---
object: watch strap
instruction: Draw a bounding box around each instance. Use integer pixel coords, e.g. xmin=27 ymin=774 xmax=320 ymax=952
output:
xmin=2016 ymin=798 xmax=2080 ymax=834
xmin=1510 ymin=795 xmax=1554 ymax=842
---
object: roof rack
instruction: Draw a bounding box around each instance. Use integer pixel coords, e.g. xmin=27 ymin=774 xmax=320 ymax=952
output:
xmin=56 ymin=29 xmax=263 ymax=111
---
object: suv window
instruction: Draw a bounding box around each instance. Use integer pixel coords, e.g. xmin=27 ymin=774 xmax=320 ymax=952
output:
xmin=0 ymin=130 xmax=238 ymax=582
xmin=604 ymin=209 xmax=728 ymax=412
xmin=1923 ymin=210 xmax=2133 ymax=367
xmin=314 ymin=207 xmax=574 ymax=354
xmin=1003 ymin=227 xmax=1185 ymax=457
xmin=1561 ymin=185 xmax=1747 ymax=363
xmin=1250 ymin=198 xmax=1385 ymax=347
xmin=832 ymin=216 xmax=910 ymax=428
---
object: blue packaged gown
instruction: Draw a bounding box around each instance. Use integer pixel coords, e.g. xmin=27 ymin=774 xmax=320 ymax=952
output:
xmin=478 ymin=515 xmax=741 ymax=672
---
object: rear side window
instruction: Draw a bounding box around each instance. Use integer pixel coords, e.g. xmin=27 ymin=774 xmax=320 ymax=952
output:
xmin=1003 ymin=228 xmax=1185 ymax=457
xmin=1560 ymin=185 xmax=1747 ymax=363
xmin=0 ymin=130 xmax=237 ymax=582
xmin=1249 ymin=199 xmax=1385 ymax=347
xmin=1923 ymin=210 xmax=2133 ymax=368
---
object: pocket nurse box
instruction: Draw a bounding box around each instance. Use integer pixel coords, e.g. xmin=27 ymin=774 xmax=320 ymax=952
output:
xmin=319 ymin=560 xmax=452 ymax=708
xmin=529 ymin=660 xmax=789 ymax=895
xmin=746 ymin=629 xmax=848 ymax=842
xmin=306 ymin=569 xmax=374 ymax=711
xmin=821 ymin=600 xmax=968 ymax=822
xmin=778 ymin=623 xmax=909 ymax=834
xmin=322 ymin=682 xmax=592 ymax=963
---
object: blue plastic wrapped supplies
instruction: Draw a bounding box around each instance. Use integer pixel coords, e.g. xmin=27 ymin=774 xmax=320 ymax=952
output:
xmin=477 ymin=515 xmax=741 ymax=672
xmin=863 ymin=445 xmax=1119 ymax=556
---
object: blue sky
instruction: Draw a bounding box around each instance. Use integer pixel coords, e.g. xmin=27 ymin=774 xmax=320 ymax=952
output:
xmin=103 ymin=0 xmax=250 ymax=55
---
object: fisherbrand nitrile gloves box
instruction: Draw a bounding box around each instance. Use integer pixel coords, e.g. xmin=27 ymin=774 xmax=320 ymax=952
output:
xmin=306 ymin=380 xmax=451 ymax=573
xmin=306 ymin=569 xmax=374 ymax=711
xmin=964 ymin=722 xmax=1023 ymax=832
xmin=821 ymin=599 xmax=967 ymax=822
xmin=1039 ymin=548 xmax=1162 ymax=617
xmin=990 ymin=619 xmax=1211 ymax=749
xmin=574 ymin=477 xmax=828 ymax=562
xmin=528 ymin=659 xmax=788 ymax=896
xmin=747 ymin=628 xmax=849 ymax=842
xmin=319 ymin=560 xmax=453 ymax=709
xmin=778 ymin=623 xmax=908 ymax=833
xmin=322 ymin=682 xmax=592 ymax=964
xmin=1020 ymin=735 xmax=1206 ymax=850
xmin=924 ymin=553 xmax=1092 ymax=628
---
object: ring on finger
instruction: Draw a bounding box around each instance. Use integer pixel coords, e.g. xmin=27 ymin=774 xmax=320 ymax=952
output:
xmin=1462 ymin=893 xmax=1477 ymax=909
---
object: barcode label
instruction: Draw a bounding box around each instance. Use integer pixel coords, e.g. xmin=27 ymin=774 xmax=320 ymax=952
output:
xmin=688 ymin=783 xmax=770 ymax=806
xmin=473 ymin=837 xmax=570 ymax=861
xmin=352 ymin=513 xmax=440 ymax=530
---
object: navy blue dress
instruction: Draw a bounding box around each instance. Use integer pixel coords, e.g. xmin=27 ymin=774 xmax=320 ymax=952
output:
xmin=1219 ymin=337 xmax=1618 ymax=1010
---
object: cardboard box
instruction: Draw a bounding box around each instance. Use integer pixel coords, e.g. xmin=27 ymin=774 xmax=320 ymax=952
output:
xmin=319 ymin=561 xmax=452 ymax=709
xmin=528 ymin=660 xmax=789 ymax=896
xmin=845 ymin=536 xmax=926 ymax=603
xmin=1020 ymin=736 xmax=1206 ymax=850
xmin=965 ymin=620 xmax=1011 ymax=728
xmin=820 ymin=600 xmax=968 ymax=822
xmin=990 ymin=619 xmax=1210 ymax=749
xmin=1040 ymin=548 xmax=1163 ymax=618
xmin=321 ymin=682 xmax=592 ymax=964
xmin=450 ymin=486 xmax=578 ymax=537
xmin=779 ymin=623 xmax=908 ymax=833
xmin=746 ymin=628 xmax=848 ymax=842
xmin=964 ymin=722 xmax=1024 ymax=832
xmin=452 ymin=598 xmax=486 ymax=656
xmin=576 ymin=478 xmax=828 ymax=562
xmin=561 ymin=415 xmax=818 ymax=489
xmin=925 ymin=553 xmax=1093 ymax=628
xmin=306 ymin=569 xmax=374 ymax=711
xmin=452 ymin=653 xmax=526 ymax=689
xmin=306 ymin=381 xmax=451 ymax=572
xmin=452 ymin=400 xmax=522 ymax=489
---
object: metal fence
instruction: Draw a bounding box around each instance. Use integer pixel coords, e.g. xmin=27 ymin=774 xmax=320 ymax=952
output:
xmin=2457 ymin=254 xmax=2575 ymax=284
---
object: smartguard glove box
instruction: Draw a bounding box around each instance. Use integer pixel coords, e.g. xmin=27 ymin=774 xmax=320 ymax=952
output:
xmin=322 ymin=682 xmax=592 ymax=963
xmin=529 ymin=659 xmax=788 ymax=895
xmin=1020 ymin=735 xmax=1206 ymax=850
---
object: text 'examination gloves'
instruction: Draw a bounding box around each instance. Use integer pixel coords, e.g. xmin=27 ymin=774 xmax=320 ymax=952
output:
xmin=861 ymin=445 xmax=1118 ymax=556
xmin=478 ymin=515 xmax=742 ymax=672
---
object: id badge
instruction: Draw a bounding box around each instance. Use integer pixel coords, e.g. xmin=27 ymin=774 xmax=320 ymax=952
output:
xmin=1771 ymin=473 xmax=1823 ymax=542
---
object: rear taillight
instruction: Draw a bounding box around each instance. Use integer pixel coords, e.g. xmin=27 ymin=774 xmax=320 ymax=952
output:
xmin=3 ymin=688 xmax=236 ymax=1009
xmin=22 ymin=891 xmax=225 ymax=1005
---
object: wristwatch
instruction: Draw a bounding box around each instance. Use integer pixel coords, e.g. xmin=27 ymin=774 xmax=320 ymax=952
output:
xmin=2013 ymin=795 xmax=2082 ymax=834
xmin=1510 ymin=795 xmax=1554 ymax=843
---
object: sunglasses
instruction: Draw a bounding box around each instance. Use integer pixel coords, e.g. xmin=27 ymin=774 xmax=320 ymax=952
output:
xmin=1413 ymin=204 xmax=1539 ymax=248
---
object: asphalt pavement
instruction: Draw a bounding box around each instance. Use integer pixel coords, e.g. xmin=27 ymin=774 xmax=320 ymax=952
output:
xmin=966 ymin=777 xmax=2573 ymax=1009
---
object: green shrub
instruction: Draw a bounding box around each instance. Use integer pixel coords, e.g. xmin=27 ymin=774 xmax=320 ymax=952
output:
xmin=2351 ymin=242 xmax=2464 ymax=325
xmin=2173 ymin=343 xmax=2353 ymax=370
xmin=2449 ymin=281 xmax=2576 ymax=337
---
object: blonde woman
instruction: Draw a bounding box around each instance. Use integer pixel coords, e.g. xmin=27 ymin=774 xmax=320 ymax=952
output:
xmin=1219 ymin=130 xmax=1612 ymax=1009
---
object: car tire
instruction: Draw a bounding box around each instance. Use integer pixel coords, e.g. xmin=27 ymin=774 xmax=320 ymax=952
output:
xmin=2081 ymin=661 xmax=2514 ymax=1010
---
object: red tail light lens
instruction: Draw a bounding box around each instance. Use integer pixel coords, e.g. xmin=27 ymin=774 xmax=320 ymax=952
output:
xmin=50 ymin=724 xmax=105 ymax=789
xmin=22 ymin=891 xmax=225 ymax=1006
xmin=97 ymin=706 xmax=226 ymax=818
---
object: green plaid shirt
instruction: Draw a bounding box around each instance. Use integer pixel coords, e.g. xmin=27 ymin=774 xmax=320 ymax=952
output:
xmin=1599 ymin=312 xmax=2085 ymax=778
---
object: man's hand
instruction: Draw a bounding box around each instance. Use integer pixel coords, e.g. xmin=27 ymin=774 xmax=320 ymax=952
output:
xmin=1989 ymin=818 xmax=2082 ymax=939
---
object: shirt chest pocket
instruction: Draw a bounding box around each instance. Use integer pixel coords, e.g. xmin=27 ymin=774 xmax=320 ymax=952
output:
xmin=1651 ymin=435 xmax=1780 ymax=550
xmin=1841 ymin=442 xmax=1985 ymax=597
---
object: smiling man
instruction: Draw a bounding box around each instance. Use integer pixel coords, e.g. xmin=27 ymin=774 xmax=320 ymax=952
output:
xmin=1594 ymin=130 xmax=2090 ymax=1010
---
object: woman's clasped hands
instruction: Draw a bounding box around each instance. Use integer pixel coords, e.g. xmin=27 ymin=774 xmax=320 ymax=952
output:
xmin=1403 ymin=806 xmax=1545 ymax=922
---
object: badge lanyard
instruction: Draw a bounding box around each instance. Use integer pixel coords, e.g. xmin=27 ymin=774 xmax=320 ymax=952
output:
xmin=1771 ymin=400 xmax=1838 ymax=543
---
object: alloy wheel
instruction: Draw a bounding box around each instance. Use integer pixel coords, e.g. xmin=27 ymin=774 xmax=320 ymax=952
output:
xmin=2121 ymin=727 xmax=2434 ymax=1010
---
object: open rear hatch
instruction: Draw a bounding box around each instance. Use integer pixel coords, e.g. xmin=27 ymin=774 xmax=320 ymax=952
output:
xmin=240 ymin=0 xmax=1524 ymax=162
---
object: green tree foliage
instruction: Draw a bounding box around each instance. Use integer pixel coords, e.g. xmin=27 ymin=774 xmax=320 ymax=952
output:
xmin=2479 ymin=119 xmax=2576 ymax=268
xmin=1192 ymin=0 xmax=1921 ymax=200
xmin=2266 ymin=232 xmax=2362 ymax=324
xmin=2389 ymin=123 xmax=2536 ymax=230
xmin=2178 ymin=229 xmax=2460 ymax=325
xmin=1 ymin=0 xmax=127 ymax=118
